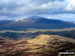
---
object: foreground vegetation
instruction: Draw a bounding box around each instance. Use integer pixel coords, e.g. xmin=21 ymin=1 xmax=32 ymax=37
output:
xmin=0 ymin=35 xmax=75 ymax=56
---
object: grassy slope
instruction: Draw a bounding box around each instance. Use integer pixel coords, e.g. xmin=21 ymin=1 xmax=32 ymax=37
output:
xmin=0 ymin=35 xmax=75 ymax=56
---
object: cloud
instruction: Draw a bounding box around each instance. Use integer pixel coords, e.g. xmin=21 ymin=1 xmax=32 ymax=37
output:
xmin=65 ymin=0 xmax=75 ymax=11
xmin=0 ymin=0 xmax=75 ymax=21
xmin=39 ymin=1 xmax=65 ymax=10
xmin=0 ymin=0 xmax=65 ymax=14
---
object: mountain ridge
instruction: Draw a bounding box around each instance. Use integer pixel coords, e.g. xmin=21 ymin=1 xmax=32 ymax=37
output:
xmin=0 ymin=16 xmax=75 ymax=30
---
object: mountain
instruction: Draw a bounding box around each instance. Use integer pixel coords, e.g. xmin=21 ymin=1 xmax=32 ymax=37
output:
xmin=0 ymin=20 xmax=12 ymax=30
xmin=0 ymin=35 xmax=75 ymax=56
xmin=0 ymin=16 xmax=75 ymax=30
xmin=0 ymin=20 xmax=11 ymax=27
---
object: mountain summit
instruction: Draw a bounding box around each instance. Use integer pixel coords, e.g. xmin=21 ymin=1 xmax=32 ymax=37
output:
xmin=0 ymin=16 xmax=75 ymax=30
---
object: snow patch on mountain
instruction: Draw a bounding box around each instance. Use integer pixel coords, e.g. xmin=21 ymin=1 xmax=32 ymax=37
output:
xmin=15 ymin=18 xmax=25 ymax=21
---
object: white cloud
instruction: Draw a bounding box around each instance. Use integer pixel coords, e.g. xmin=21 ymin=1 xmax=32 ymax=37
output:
xmin=66 ymin=0 xmax=75 ymax=11
xmin=0 ymin=0 xmax=75 ymax=21
xmin=39 ymin=1 xmax=65 ymax=10
xmin=41 ymin=3 xmax=52 ymax=8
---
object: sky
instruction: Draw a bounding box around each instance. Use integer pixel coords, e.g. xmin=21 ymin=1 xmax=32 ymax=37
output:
xmin=0 ymin=0 xmax=75 ymax=21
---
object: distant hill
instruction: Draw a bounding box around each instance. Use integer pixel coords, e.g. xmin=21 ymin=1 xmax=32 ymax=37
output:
xmin=0 ymin=16 xmax=75 ymax=30
xmin=0 ymin=20 xmax=12 ymax=30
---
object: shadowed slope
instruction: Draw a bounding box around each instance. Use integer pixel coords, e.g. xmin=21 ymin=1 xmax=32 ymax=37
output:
xmin=0 ymin=16 xmax=75 ymax=30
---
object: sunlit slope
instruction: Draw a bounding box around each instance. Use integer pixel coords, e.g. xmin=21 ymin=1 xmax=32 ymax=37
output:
xmin=0 ymin=35 xmax=75 ymax=56
xmin=28 ymin=35 xmax=75 ymax=56
xmin=28 ymin=34 xmax=75 ymax=45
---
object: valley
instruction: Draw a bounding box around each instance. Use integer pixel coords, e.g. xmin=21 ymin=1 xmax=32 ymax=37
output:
xmin=0 ymin=28 xmax=75 ymax=39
